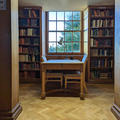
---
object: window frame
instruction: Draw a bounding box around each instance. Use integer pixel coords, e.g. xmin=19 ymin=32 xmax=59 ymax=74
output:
xmin=45 ymin=11 xmax=83 ymax=56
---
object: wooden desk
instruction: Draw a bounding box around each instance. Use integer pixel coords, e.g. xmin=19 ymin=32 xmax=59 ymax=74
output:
xmin=41 ymin=54 xmax=87 ymax=100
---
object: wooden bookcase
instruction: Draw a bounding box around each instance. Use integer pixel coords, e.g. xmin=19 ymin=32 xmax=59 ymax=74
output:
xmin=84 ymin=6 xmax=114 ymax=83
xmin=19 ymin=7 xmax=42 ymax=83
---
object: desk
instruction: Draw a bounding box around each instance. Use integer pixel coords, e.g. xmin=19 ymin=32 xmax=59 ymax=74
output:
xmin=41 ymin=54 xmax=87 ymax=100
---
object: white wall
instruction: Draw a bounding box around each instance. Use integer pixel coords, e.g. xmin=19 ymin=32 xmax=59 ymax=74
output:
xmin=19 ymin=0 xmax=114 ymax=11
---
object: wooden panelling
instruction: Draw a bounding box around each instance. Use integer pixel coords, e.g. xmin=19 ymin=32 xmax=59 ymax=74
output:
xmin=0 ymin=0 xmax=11 ymax=111
xmin=0 ymin=0 xmax=22 ymax=119
xmin=111 ymin=0 xmax=120 ymax=119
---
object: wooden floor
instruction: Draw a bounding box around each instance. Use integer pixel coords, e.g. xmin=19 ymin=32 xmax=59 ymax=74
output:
xmin=18 ymin=84 xmax=116 ymax=120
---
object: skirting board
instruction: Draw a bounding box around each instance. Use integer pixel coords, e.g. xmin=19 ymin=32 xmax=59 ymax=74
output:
xmin=0 ymin=103 xmax=22 ymax=120
xmin=111 ymin=104 xmax=120 ymax=120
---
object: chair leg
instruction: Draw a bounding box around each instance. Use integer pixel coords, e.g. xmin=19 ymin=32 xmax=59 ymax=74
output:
xmin=83 ymin=80 xmax=88 ymax=94
xmin=80 ymin=73 xmax=84 ymax=100
xmin=60 ymin=77 xmax=63 ymax=88
xmin=65 ymin=78 xmax=67 ymax=89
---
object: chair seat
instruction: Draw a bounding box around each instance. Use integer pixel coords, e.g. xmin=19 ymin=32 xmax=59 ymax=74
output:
xmin=64 ymin=71 xmax=81 ymax=77
xmin=64 ymin=74 xmax=81 ymax=77
xmin=46 ymin=73 xmax=63 ymax=77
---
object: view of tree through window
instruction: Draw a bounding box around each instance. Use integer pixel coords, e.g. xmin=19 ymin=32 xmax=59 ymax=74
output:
xmin=48 ymin=11 xmax=81 ymax=53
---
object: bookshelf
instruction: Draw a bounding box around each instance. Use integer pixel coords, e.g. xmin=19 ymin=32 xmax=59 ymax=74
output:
xmin=19 ymin=7 xmax=42 ymax=83
xmin=84 ymin=6 xmax=114 ymax=83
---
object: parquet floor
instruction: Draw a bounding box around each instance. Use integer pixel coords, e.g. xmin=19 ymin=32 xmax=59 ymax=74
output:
xmin=17 ymin=84 xmax=116 ymax=120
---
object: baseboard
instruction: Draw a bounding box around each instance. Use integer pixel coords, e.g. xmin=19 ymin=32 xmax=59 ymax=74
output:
xmin=0 ymin=103 xmax=22 ymax=120
xmin=111 ymin=104 xmax=120 ymax=120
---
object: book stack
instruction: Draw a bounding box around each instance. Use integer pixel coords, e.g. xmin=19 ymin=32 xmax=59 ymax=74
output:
xmin=19 ymin=9 xmax=39 ymax=18
xmin=19 ymin=55 xmax=40 ymax=62
xmin=91 ymin=59 xmax=113 ymax=68
xmin=91 ymin=71 xmax=112 ymax=80
xmin=91 ymin=29 xmax=113 ymax=37
xmin=19 ymin=63 xmax=40 ymax=70
xmin=91 ymin=9 xmax=114 ymax=17
xmin=91 ymin=19 xmax=114 ymax=28
xmin=31 ymin=19 xmax=39 ymax=26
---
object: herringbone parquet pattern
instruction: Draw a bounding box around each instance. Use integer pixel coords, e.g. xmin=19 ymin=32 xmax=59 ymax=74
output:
xmin=17 ymin=84 xmax=116 ymax=120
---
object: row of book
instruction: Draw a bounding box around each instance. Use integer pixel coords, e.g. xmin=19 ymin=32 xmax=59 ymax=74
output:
xmin=91 ymin=9 xmax=114 ymax=17
xmin=91 ymin=71 xmax=112 ymax=79
xmin=19 ymin=55 xmax=40 ymax=62
xmin=91 ymin=59 xmax=113 ymax=68
xmin=19 ymin=19 xmax=39 ymax=27
xmin=91 ymin=38 xmax=112 ymax=47
xmin=91 ymin=19 xmax=114 ymax=28
xmin=20 ymin=71 xmax=40 ymax=79
xmin=19 ymin=47 xmax=40 ymax=55
xmin=19 ymin=9 xmax=39 ymax=18
xmin=91 ymin=29 xmax=113 ymax=37
xmin=19 ymin=63 xmax=40 ymax=70
xmin=19 ymin=38 xmax=40 ymax=45
xmin=90 ymin=49 xmax=112 ymax=56
xmin=19 ymin=28 xmax=40 ymax=36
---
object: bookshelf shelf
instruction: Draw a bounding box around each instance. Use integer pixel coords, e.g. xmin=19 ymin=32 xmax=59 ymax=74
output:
xmin=90 ymin=46 xmax=112 ymax=49
xmin=91 ymin=27 xmax=114 ymax=29
xmin=19 ymin=61 xmax=40 ymax=63
xmin=19 ymin=36 xmax=40 ymax=38
xmin=19 ymin=17 xmax=40 ymax=19
xmin=91 ymin=67 xmax=113 ymax=70
xmin=19 ymin=7 xmax=42 ymax=83
xmin=91 ymin=16 xmax=114 ymax=19
xmin=20 ymin=69 xmax=40 ymax=72
xmin=84 ymin=5 xmax=114 ymax=83
xmin=90 ymin=36 xmax=113 ymax=38
xmin=19 ymin=44 xmax=40 ymax=47
xmin=19 ymin=53 xmax=40 ymax=55
xmin=90 ymin=56 xmax=113 ymax=58
xmin=19 ymin=26 xmax=40 ymax=29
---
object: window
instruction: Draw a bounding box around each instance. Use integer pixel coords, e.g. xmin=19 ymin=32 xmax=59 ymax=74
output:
xmin=46 ymin=11 xmax=82 ymax=54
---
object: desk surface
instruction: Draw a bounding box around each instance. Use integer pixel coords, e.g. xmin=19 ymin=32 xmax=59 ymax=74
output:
xmin=42 ymin=59 xmax=83 ymax=64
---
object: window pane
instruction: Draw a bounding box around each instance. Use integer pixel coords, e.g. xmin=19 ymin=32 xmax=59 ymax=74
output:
xmin=57 ymin=21 xmax=64 ymax=31
xmin=65 ymin=42 xmax=72 ymax=52
xmin=49 ymin=21 xmax=56 ymax=31
xmin=65 ymin=32 xmax=72 ymax=42
xmin=57 ymin=43 xmax=64 ymax=52
xmin=49 ymin=42 xmax=56 ymax=52
xmin=73 ymin=21 xmax=80 ymax=30
xmin=73 ymin=32 xmax=80 ymax=41
xmin=49 ymin=12 xmax=56 ymax=20
xmin=65 ymin=21 xmax=72 ymax=30
xmin=73 ymin=42 xmax=80 ymax=52
xmin=49 ymin=32 xmax=56 ymax=42
xmin=57 ymin=32 xmax=64 ymax=42
xmin=73 ymin=12 xmax=81 ymax=20
xmin=65 ymin=12 xmax=72 ymax=20
xmin=57 ymin=12 xmax=64 ymax=20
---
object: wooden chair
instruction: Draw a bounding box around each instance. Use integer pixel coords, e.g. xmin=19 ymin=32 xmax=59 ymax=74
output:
xmin=64 ymin=56 xmax=88 ymax=99
xmin=46 ymin=72 xmax=63 ymax=88
xmin=42 ymin=56 xmax=63 ymax=88
xmin=64 ymin=71 xmax=88 ymax=93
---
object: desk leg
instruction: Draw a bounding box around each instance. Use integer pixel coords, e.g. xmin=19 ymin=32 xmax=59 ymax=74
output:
xmin=41 ymin=71 xmax=46 ymax=99
xmin=80 ymin=72 xmax=84 ymax=100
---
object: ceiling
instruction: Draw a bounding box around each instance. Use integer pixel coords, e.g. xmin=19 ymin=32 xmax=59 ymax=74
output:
xmin=19 ymin=0 xmax=115 ymax=11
